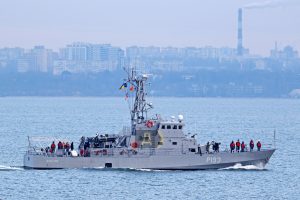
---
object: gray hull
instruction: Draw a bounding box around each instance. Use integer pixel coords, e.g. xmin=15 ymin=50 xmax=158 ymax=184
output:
xmin=24 ymin=149 xmax=275 ymax=170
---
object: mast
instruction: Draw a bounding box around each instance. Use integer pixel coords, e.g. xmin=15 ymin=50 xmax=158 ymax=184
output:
xmin=123 ymin=67 xmax=153 ymax=135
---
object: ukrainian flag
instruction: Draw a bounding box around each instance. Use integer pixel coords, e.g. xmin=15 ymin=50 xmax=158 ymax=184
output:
xmin=119 ymin=82 xmax=127 ymax=90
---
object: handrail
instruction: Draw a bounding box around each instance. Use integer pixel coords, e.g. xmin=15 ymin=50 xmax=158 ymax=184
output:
xmin=26 ymin=143 xmax=275 ymax=158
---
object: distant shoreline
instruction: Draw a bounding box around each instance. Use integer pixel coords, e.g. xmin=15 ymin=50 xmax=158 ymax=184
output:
xmin=0 ymin=95 xmax=298 ymax=99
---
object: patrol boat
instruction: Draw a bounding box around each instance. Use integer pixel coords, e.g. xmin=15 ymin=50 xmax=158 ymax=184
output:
xmin=24 ymin=68 xmax=275 ymax=170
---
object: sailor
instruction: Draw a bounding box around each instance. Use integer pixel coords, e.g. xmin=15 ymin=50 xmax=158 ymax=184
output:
xmin=58 ymin=141 xmax=63 ymax=150
xmin=211 ymin=141 xmax=215 ymax=152
xmin=230 ymin=141 xmax=235 ymax=153
xmin=236 ymin=139 xmax=241 ymax=153
xmin=241 ymin=141 xmax=246 ymax=152
xmin=65 ymin=142 xmax=70 ymax=155
xmin=50 ymin=141 xmax=56 ymax=153
xmin=79 ymin=136 xmax=85 ymax=150
xmin=206 ymin=142 xmax=210 ymax=153
xmin=215 ymin=142 xmax=220 ymax=152
xmin=249 ymin=139 xmax=254 ymax=152
xmin=198 ymin=145 xmax=202 ymax=156
xmin=257 ymin=140 xmax=262 ymax=151
xmin=80 ymin=148 xmax=84 ymax=156
xmin=71 ymin=142 xmax=74 ymax=151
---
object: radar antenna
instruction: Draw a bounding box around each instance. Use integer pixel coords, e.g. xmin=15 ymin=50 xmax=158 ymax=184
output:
xmin=122 ymin=67 xmax=153 ymax=135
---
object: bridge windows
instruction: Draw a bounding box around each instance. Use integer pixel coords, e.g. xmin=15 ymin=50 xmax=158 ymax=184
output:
xmin=161 ymin=124 xmax=181 ymax=130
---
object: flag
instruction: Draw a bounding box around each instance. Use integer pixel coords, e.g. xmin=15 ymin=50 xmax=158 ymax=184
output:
xmin=119 ymin=82 xmax=127 ymax=90
xmin=129 ymin=85 xmax=134 ymax=92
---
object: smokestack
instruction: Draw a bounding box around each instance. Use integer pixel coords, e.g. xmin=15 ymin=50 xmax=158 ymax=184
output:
xmin=237 ymin=8 xmax=243 ymax=56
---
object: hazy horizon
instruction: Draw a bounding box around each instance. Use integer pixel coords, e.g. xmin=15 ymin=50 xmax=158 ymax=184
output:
xmin=0 ymin=0 xmax=299 ymax=56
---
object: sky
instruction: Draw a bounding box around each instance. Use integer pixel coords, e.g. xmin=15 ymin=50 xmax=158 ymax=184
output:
xmin=0 ymin=0 xmax=299 ymax=56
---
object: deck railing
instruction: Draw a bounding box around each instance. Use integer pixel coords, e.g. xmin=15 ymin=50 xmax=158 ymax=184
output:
xmin=27 ymin=141 xmax=275 ymax=158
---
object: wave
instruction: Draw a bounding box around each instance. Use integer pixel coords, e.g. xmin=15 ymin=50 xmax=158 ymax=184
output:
xmin=219 ymin=163 xmax=265 ymax=171
xmin=0 ymin=165 xmax=24 ymax=171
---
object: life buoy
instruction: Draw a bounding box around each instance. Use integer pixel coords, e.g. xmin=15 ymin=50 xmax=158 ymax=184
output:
xmin=131 ymin=141 xmax=138 ymax=149
xmin=146 ymin=120 xmax=154 ymax=128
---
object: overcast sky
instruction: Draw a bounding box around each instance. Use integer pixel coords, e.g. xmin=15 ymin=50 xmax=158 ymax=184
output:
xmin=0 ymin=0 xmax=299 ymax=55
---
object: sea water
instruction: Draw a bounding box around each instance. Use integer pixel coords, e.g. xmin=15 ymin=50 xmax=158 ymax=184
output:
xmin=0 ymin=97 xmax=299 ymax=199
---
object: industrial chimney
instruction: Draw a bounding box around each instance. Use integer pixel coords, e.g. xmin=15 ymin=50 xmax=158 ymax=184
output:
xmin=237 ymin=8 xmax=243 ymax=56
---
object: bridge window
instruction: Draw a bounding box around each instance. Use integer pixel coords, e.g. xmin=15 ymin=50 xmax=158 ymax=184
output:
xmin=172 ymin=142 xmax=177 ymax=145
xmin=189 ymin=148 xmax=196 ymax=152
xmin=173 ymin=125 xmax=177 ymax=129
xmin=178 ymin=125 xmax=182 ymax=129
xmin=167 ymin=125 xmax=171 ymax=129
xmin=161 ymin=125 xmax=165 ymax=129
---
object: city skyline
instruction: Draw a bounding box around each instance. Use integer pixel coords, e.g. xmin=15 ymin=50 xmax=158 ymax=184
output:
xmin=0 ymin=0 xmax=299 ymax=56
xmin=0 ymin=41 xmax=298 ymax=75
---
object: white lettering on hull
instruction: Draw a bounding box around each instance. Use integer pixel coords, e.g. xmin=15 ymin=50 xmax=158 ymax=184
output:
xmin=206 ymin=156 xmax=221 ymax=164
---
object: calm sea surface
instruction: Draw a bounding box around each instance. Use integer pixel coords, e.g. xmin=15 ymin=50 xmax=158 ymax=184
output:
xmin=0 ymin=97 xmax=299 ymax=200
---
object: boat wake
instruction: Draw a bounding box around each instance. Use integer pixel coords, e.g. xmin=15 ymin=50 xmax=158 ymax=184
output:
xmin=130 ymin=168 xmax=168 ymax=172
xmin=219 ymin=163 xmax=265 ymax=171
xmin=0 ymin=165 xmax=24 ymax=171
xmin=83 ymin=167 xmax=168 ymax=172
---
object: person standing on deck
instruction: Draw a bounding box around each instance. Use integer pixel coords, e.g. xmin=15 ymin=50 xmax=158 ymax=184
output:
xmin=250 ymin=140 xmax=254 ymax=152
xmin=230 ymin=141 xmax=235 ymax=153
xmin=50 ymin=141 xmax=56 ymax=153
xmin=236 ymin=140 xmax=241 ymax=153
xmin=257 ymin=140 xmax=262 ymax=151
xmin=71 ymin=142 xmax=74 ymax=151
xmin=241 ymin=141 xmax=246 ymax=152
xmin=65 ymin=142 xmax=70 ymax=155
xmin=198 ymin=145 xmax=202 ymax=156
xmin=206 ymin=142 xmax=210 ymax=153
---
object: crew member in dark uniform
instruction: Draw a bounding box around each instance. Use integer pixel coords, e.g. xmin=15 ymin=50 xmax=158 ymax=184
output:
xmin=198 ymin=145 xmax=202 ymax=156
xmin=206 ymin=142 xmax=210 ymax=153
xmin=71 ymin=142 xmax=74 ymax=151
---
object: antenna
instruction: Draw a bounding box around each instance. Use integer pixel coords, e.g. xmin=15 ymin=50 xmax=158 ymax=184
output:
xmin=273 ymin=129 xmax=276 ymax=149
xmin=122 ymin=66 xmax=153 ymax=135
